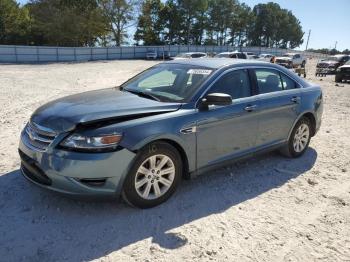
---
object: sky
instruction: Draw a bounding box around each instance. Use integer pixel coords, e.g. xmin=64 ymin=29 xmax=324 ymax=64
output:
xmin=17 ymin=0 xmax=350 ymax=51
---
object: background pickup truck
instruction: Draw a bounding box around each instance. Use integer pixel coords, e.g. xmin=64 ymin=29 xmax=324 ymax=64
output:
xmin=275 ymin=53 xmax=306 ymax=68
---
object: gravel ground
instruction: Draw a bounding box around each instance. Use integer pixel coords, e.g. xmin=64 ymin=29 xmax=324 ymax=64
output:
xmin=0 ymin=59 xmax=349 ymax=262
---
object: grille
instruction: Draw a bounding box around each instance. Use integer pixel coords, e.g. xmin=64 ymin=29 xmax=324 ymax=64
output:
xmin=317 ymin=63 xmax=329 ymax=68
xmin=23 ymin=123 xmax=56 ymax=151
xmin=19 ymin=151 xmax=52 ymax=185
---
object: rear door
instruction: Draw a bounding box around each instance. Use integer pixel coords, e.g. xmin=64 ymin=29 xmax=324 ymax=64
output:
xmin=253 ymin=68 xmax=301 ymax=148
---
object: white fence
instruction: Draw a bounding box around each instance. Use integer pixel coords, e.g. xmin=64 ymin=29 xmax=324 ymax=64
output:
xmin=0 ymin=45 xmax=327 ymax=63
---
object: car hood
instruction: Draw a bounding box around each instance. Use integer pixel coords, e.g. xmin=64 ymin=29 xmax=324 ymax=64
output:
xmin=318 ymin=60 xmax=338 ymax=65
xmin=339 ymin=64 xmax=350 ymax=69
xmin=30 ymin=88 xmax=182 ymax=133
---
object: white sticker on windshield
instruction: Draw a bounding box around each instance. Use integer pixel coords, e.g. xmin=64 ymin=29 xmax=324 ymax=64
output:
xmin=187 ymin=69 xmax=212 ymax=75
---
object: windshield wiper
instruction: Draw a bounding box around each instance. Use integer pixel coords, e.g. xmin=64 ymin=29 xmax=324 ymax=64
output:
xmin=123 ymin=88 xmax=161 ymax=102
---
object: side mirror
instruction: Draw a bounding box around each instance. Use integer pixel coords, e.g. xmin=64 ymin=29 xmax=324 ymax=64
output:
xmin=199 ymin=93 xmax=232 ymax=109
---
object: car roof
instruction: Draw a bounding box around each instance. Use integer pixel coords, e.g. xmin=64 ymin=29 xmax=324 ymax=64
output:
xmin=164 ymin=58 xmax=269 ymax=69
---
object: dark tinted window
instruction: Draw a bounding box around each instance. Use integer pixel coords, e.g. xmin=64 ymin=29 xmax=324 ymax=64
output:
xmin=255 ymin=69 xmax=283 ymax=93
xmin=191 ymin=53 xmax=205 ymax=58
xmin=209 ymin=70 xmax=251 ymax=99
xmin=340 ymin=56 xmax=350 ymax=63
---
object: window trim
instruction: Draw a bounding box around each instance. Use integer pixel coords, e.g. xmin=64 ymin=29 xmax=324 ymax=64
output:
xmin=252 ymin=68 xmax=300 ymax=95
xmin=194 ymin=65 xmax=304 ymax=107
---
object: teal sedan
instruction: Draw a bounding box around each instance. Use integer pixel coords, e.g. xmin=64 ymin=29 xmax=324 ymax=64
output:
xmin=19 ymin=59 xmax=323 ymax=208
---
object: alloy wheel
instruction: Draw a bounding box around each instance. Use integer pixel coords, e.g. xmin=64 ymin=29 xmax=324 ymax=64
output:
xmin=293 ymin=123 xmax=310 ymax=153
xmin=134 ymin=154 xmax=175 ymax=200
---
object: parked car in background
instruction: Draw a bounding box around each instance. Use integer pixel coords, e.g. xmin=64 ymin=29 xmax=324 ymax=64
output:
xmin=146 ymin=49 xmax=157 ymax=60
xmin=275 ymin=53 xmax=306 ymax=68
xmin=316 ymin=54 xmax=350 ymax=76
xmin=335 ymin=60 xmax=350 ymax=82
xmin=158 ymin=50 xmax=171 ymax=60
xmin=215 ymin=51 xmax=248 ymax=59
xmin=19 ymin=58 xmax=323 ymax=208
xmin=173 ymin=52 xmax=207 ymax=60
xmin=259 ymin=53 xmax=274 ymax=62
xmin=246 ymin=52 xmax=257 ymax=59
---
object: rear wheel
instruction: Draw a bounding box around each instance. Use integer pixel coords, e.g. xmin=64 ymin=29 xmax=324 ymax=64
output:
xmin=335 ymin=75 xmax=342 ymax=83
xmin=280 ymin=117 xmax=311 ymax=158
xmin=122 ymin=142 xmax=182 ymax=208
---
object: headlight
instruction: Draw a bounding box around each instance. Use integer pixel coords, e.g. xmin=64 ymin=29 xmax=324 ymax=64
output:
xmin=336 ymin=68 xmax=341 ymax=72
xmin=60 ymin=133 xmax=122 ymax=152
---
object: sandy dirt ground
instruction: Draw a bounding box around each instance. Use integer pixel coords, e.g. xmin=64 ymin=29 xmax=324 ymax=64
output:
xmin=0 ymin=59 xmax=349 ymax=262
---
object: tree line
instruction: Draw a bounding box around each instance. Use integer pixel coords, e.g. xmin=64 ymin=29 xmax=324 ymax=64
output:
xmin=1 ymin=0 xmax=304 ymax=48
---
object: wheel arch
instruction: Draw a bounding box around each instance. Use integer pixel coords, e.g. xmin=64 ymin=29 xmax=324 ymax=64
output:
xmin=130 ymin=135 xmax=191 ymax=180
xmin=288 ymin=111 xmax=317 ymax=140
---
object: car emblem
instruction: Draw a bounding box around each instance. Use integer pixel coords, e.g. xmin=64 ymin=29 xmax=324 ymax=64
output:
xmin=180 ymin=126 xmax=197 ymax=134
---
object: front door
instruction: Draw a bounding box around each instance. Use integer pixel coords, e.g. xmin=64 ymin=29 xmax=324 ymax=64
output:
xmin=196 ymin=69 xmax=259 ymax=170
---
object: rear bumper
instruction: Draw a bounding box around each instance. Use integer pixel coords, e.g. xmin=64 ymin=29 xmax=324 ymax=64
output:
xmin=18 ymin=135 xmax=136 ymax=198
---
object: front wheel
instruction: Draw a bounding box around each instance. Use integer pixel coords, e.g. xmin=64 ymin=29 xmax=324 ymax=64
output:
xmin=335 ymin=75 xmax=342 ymax=83
xmin=122 ymin=142 xmax=182 ymax=208
xmin=280 ymin=117 xmax=311 ymax=158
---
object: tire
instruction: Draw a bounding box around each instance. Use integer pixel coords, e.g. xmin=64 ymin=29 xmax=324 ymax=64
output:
xmin=122 ymin=141 xmax=182 ymax=208
xmin=335 ymin=75 xmax=342 ymax=83
xmin=280 ymin=117 xmax=311 ymax=158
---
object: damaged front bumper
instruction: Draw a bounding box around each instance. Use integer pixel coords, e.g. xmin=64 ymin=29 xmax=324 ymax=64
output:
xmin=18 ymin=131 xmax=136 ymax=198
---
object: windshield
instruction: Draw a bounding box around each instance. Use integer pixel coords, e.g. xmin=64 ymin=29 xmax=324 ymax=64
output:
xmin=120 ymin=64 xmax=214 ymax=102
xmin=325 ymin=56 xmax=340 ymax=61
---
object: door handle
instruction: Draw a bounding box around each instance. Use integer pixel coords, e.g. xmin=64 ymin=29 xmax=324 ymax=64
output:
xmin=244 ymin=105 xmax=257 ymax=112
xmin=291 ymin=96 xmax=301 ymax=103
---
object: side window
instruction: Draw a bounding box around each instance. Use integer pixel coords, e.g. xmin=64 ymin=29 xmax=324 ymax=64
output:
xmin=294 ymin=54 xmax=300 ymax=59
xmin=238 ymin=53 xmax=246 ymax=59
xmin=209 ymin=70 xmax=251 ymax=99
xmin=255 ymin=69 xmax=283 ymax=94
xmin=280 ymin=73 xmax=297 ymax=90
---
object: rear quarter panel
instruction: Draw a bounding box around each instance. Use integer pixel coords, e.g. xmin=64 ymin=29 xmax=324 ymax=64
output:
xmin=299 ymin=84 xmax=323 ymax=133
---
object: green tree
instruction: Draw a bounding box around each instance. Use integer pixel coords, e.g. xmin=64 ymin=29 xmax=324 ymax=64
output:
xmin=162 ymin=0 xmax=183 ymax=44
xmin=249 ymin=2 xmax=303 ymax=48
xmin=28 ymin=0 xmax=108 ymax=46
xmin=177 ymin=0 xmax=208 ymax=45
xmin=229 ymin=2 xmax=253 ymax=47
xmin=98 ymin=0 xmax=138 ymax=46
xmin=207 ymin=0 xmax=235 ymax=45
xmin=0 ymin=0 xmax=30 ymax=45
xmin=134 ymin=0 xmax=165 ymax=45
